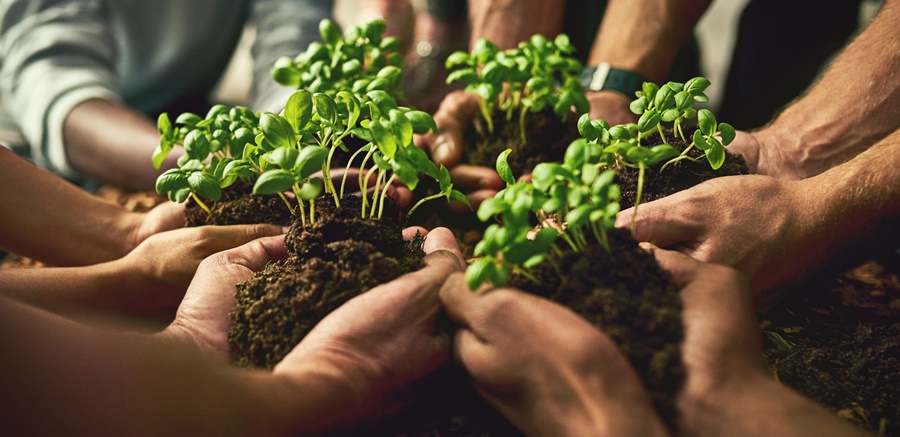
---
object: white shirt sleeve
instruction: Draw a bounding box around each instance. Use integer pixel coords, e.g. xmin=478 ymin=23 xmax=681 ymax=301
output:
xmin=0 ymin=0 xmax=121 ymax=179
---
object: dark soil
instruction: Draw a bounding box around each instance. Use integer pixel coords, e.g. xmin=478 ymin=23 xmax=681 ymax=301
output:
xmin=615 ymin=125 xmax=749 ymax=208
xmin=464 ymin=109 xmax=581 ymax=176
xmin=228 ymin=195 xmax=425 ymax=369
xmin=184 ymin=180 xmax=294 ymax=227
xmin=516 ymin=228 xmax=684 ymax=429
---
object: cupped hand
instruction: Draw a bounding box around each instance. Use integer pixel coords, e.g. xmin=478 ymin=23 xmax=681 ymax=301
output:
xmin=166 ymin=234 xmax=288 ymax=357
xmin=650 ymin=247 xmax=771 ymax=434
xmin=439 ymin=275 xmax=669 ymax=437
xmin=616 ymin=174 xmax=818 ymax=301
xmin=117 ymin=224 xmax=285 ymax=320
xmin=274 ymin=227 xmax=465 ymax=425
xmin=126 ymin=201 xmax=186 ymax=252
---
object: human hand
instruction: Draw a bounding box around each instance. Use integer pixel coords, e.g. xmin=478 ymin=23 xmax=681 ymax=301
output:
xmin=439 ymin=276 xmax=669 ymax=437
xmin=115 ymin=224 xmax=285 ymax=319
xmin=616 ymin=175 xmax=825 ymax=304
xmin=164 ymin=234 xmax=287 ymax=357
xmin=273 ymin=227 xmax=465 ymax=427
xmin=127 ymin=202 xmax=187 ymax=249
xmin=417 ymin=90 xmax=504 ymax=211
xmin=586 ymin=90 xmax=639 ymax=126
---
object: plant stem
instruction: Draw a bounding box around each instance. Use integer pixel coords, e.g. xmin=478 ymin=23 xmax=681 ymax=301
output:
xmin=377 ymin=174 xmax=397 ymax=219
xmin=631 ymin=162 xmax=645 ymax=232
xmin=341 ymin=144 xmax=371 ymax=199
xmin=191 ymin=192 xmax=212 ymax=215
xmin=657 ymin=124 xmax=668 ymax=144
xmin=519 ymin=107 xmax=528 ymax=145
xmin=277 ymin=192 xmax=297 ymax=217
xmin=309 ymin=198 xmax=316 ymax=225
xmin=478 ymin=99 xmax=494 ymax=135
xmin=407 ymin=192 xmax=445 ymax=218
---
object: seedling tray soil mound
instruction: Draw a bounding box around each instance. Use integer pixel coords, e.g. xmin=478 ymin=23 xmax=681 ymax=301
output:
xmin=228 ymin=195 xmax=424 ymax=369
xmin=615 ymin=126 xmax=749 ymax=208
xmin=385 ymin=228 xmax=683 ymax=436
xmin=184 ymin=181 xmax=294 ymax=227
xmin=464 ymin=110 xmax=581 ymax=176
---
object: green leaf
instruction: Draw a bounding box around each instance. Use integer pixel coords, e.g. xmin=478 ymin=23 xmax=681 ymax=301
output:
xmin=284 ymin=90 xmax=313 ymax=133
xmin=391 ymin=154 xmax=419 ymax=190
xmin=366 ymin=90 xmax=398 ymax=115
xmin=157 ymin=113 xmax=173 ymax=139
xmin=685 ymin=76 xmax=711 ymax=96
xmin=187 ymin=172 xmax=222 ymax=201
xmin=697 ymin=109 xmax=717 ymax=136
xmin=564 ymin=138 xmax=587 ymax=170
xmin=693 ymin=129 xmax=711 ymax=151
xmin=496 ymin=149 xmax=516 ymax=186
xmin=263 ymin=146 xmax=299 ymax=170
xmin=674 ymin=91 xmax=693 ymax=112
xmin=481 ymin=61 xmax=504 ymax=84
xmin=319 ymin=18 xmax=342 ymax=46
xmin=629 ymin=96 xmax=649 ymax=115
xmin=183 ymin=130 xmax=211 ymax=160
xmin=577 ymin=114 xmax=598 ymax=141
xmin=313 ymin=93 xmax=338 ymax=125
xmin=380 ymin=35 xmax=401 ymax=51
xmin=446 ymin=68 xmax=479 ymax=85
xmin=364 ymin=19 xmax=387 ymax=43
xmin=565 ymin=204 xmax=593 ymax=228
xmin=206 ymin=104 xmax=228 ymax=120
xmin=466 ymin=257 xmax=497 ymax=290
xmin=253 ymin=169 xmax=296 ymax=195
xmin=654 ymin=84 xmax=676 ymax=110
xmin=407 ymin=145 xmax=439 ymax=180
xmin=445 ymin=51 xmax=470 ymax=68
xmin=637 ymin=110 xmax=661 ymax=134
xmin=155 ymin=169 xmax=188 ymax=194
xmin=175 ymin=112 xmax=202 ymax=127
xmin=641 ymin=82 xmax=659 ymax=101
xmin=648 ymin=145 xmax=680 ymax=165
xmin=389 ymin=109 xmax=413 ymax=147
xmin=449 ymin=190 xmax=471 ymax=208
xmin=371 ymin=120 xmax=397 ymax=159
xmin=152 ymin=140 xmax=173 ymax=170
xmin=404 ymin=110 xmax=437 ymax=134
xmin=296 ymin=178 xmax=323 ymax=200
xmin=294 ymin=146 xmax=328 ymax=180
xmin=661 ymin=108 xmax=680 ymax=123
xmin=718 ymin=122 xmax=736 ymax=145
xmin=706 ymin=141 xmax=726 ymax=170
xmin=260 ymin=112 xmax=294 ymax=150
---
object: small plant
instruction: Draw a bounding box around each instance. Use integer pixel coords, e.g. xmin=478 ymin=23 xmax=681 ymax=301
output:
xmin=271 ymin=18 xmax=404 ymax=100
xmin=467 ymin=145 xmax=621 ymax=290
xmin=153 ymin=89 xmax=467 ymax=226
xmin=445 ymin=33 xmax=589 ymax=143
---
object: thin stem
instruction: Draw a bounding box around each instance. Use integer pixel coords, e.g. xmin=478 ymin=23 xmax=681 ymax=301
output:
xmin=515 ymin=266 xmax=540 ymax=284
xmin=519 ymin=106 xmax=528 ymax=145
xmin=377 ymin=174 xmax=397 ymax=219
xmin=191 ymin=192 xmax=213 ymax=215
xmin=341 ymin=144 xmax=371 ymax=199
xmin=657 ymin=123 xmax=668 ymax=145
xmin=277 ymin=192 xmax=297 ymax=217
xmin=358 ymin=148 xmax=376 ymax=213
xmin=631 ymin=162 xmax=645 ymax=232
xmin=479 ymin=98 xmax=494 ymax=134
xmin=324 ymin=141 xmax=340 ymax=208
xmin=407 ymin=192 xmax=445 ymax=218
xmin=309 ymin=198 xmax=316 ymax=226
xmin=369 ymin=170 xmax=385 ymax=218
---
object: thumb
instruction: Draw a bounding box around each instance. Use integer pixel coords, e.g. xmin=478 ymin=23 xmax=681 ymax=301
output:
xmin=724 ymin=130 xmax=760 ymax=173
xmin=199 ymin=223 xmax=286 ymax=252
xmin=422 ymin=91 xmax=480 ymax=167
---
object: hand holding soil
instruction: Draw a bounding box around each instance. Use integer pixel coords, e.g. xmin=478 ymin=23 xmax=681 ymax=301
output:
xmin=273 ymin=227 xmax=464 ymax=428
xmin=439 ymin=273 xmax=670 ymax=437
xmin=166 ymin=233 xmax=288 ymax=357
xmin=618 ymin=174 xmax=816 ymax=302
xmin=585 ymin=90 xmax=639 ymax=126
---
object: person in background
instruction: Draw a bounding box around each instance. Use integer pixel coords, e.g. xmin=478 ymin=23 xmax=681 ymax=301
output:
xmin=0 ymin=0 xmax=334 ymax=190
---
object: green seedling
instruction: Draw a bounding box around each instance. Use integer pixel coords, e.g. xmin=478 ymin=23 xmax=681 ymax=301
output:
xmin=445 ymin=33 xmax=589 ymax=144
xmin=271 ymin=18 xmax=404 ymax=100
xmin=466 ymin=146 xmax=621 ymax=290
xmin=154 ymin=88 xmax=467 ymax=226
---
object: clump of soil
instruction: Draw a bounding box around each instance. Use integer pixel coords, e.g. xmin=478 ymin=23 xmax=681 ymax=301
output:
xmin=517 ymin=228 xmax=684 ymax=428
xmin=184 ymin=180 xmax=294 ymax=227
xmin=464 ymin=109 xmax=581 ymax=176
xmin=615 ymin=125 xmax=749 ymax=208
xmin=228 ymin=195 xmax=425 ymax=369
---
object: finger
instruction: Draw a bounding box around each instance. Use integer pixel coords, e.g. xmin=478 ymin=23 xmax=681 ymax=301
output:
xmin=725 ymin=131 xmax=760 ymax=173
xmin=439 ymin=272 xmax=485 ymax=329
xmin=648 ymin=245 xmax=703 ymax=287
xmin=422 ymin=91 xmax=480 ymax=166
xmin=615 ymin=196 xmax=702 ymax=248
xmin=200 ymin=224 xmax=287 ymax=251
xmin=422 ymin=227 xmax=465 ymax=268
xmin=452 ymin=327 xmax=495 ymax=378
xmin=403 ymin=226 xmax=429 ymax=240
xmin=216 ymin=235 xmax=288 ymax=274
xmin=450 ymin=165 xmax=504 ymax=191
xmin=382 ymin=184 xmax=413 ymax=207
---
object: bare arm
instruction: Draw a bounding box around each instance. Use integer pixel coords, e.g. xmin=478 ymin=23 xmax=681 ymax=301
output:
xmin=466 ymin=0 xmax=565 ymax=50
xmin=737 ymin=0 xmax=900 ymax=179
xmin=63 ymin=99 xmax=181 ymax=190
xmin=585 ymin=0 xmax=712 ymax=125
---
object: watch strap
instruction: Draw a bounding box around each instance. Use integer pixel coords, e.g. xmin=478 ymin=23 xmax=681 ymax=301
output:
xmin=581 ymin=63 xmax=646 ymax=97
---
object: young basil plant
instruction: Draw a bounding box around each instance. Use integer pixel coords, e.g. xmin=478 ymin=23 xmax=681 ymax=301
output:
xmin=446 ymin=33 xmax=589 ymax=144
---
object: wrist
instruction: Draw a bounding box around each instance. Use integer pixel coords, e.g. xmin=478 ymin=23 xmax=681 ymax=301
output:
xmin=581 ymin=63 xmax=646 ymax=98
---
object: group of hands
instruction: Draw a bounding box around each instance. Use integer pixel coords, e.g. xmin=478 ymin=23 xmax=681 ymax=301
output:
xmin=123 ymin=202 xmax=768 ymax=435
xmin=95 ymin=83 xmax=820 ymax=434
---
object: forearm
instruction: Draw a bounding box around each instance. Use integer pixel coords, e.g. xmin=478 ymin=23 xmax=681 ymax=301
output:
xmin=588 ymin=0 xmax=711 ymax=82
xmin=0 ymin=296 xmax=344 ymax=436
xmin=0 ymin=147 xmax=143 ymax=266
xmin=467 ymin=0 xmax=565 ymax=49
xmin=682 ymin=374 xmax=868 ymax=437
xmin=758 ymin=0 xmax=900 ymax=178
xmin=63 ymin=99 xmax=180 ymax=191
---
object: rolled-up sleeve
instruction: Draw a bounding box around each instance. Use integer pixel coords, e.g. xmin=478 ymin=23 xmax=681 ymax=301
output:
xmin=0 ymin=0 xmax=120 ymax=178
xmin=249 ymin=0 xmax=334 ymax=113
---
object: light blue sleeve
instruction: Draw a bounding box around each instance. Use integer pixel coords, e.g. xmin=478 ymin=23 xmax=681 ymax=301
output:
xmin=0 ymin=0 xmax=121 ymax=178
xmin=249 ymin=0 xmax=335 ymax=112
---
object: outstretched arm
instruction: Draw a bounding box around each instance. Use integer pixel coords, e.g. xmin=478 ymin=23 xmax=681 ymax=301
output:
xmin=620 ymin=127 xmax=900 ymax=302
xmin=732 ymin=0 xmax=900 ymax=179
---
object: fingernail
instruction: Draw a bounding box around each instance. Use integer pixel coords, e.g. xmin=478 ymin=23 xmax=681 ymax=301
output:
xmin=281 ymin=226 xmax=291 ymax=233
xmin=433 ymin=137 xmax=450 ymax=162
